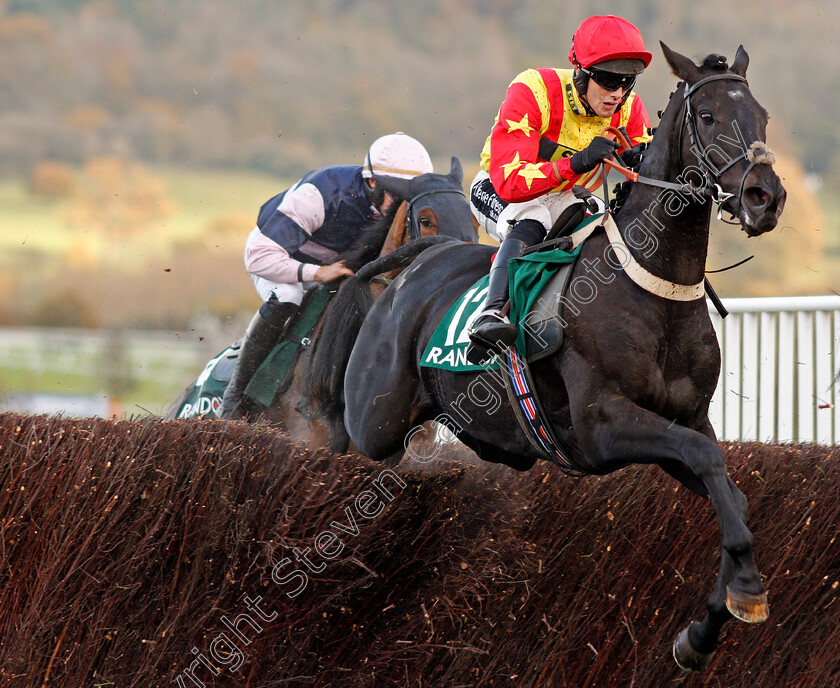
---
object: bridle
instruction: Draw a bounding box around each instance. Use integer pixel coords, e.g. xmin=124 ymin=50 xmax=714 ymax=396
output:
xmin=600 ymin=72 xmax=773 ymax=222
xmin=679 ymin=73 xmax=767 ymax=221
xmin=403 ymin=188 xmax=467 ymax=241
xmin=578 ymin=72 xmax=775 ymax=315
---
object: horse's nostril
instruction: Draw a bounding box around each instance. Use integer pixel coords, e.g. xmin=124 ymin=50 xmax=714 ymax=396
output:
xmin=775 ymin=188 xmax=787 ymax=217
xmin=744 ymin=185 xmax=770 ymax=211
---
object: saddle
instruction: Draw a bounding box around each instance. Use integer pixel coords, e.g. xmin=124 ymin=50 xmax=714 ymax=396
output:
xmin=519 ymin=260 xmax=577 ymax=362
xmin=421 ymin=209 xmax=604 ymax=372
xmin=170 ymin=283 xmax=339 ymax=419
xmin=511 ymin=204 xmax=606 ymax=362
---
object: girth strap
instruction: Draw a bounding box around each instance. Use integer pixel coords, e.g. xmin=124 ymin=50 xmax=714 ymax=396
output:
xmin=502 ymin=346 xmax=583 ymax=474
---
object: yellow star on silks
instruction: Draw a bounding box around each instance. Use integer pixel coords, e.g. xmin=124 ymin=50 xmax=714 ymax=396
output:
xmin=517 ymin=163 xmax=547 ymax=189
xmin=505 ymin=113 xmax=532 ymax=137
xmin=501 ymin=152 xmax=523 ymax=180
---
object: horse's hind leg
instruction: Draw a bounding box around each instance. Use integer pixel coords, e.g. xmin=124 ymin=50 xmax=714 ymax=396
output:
xmin=569 ymin=396 xmax=767 ymax=670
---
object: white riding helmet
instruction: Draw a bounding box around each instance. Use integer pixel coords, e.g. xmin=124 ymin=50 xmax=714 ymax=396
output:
xmin=362 ymin=132 xmax=433 ymax=180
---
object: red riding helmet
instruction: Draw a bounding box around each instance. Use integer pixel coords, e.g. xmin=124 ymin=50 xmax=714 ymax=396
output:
xmin=568 ymin=15 xmax=652 ymax=72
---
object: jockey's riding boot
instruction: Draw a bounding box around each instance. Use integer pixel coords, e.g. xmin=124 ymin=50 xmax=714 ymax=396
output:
xmin=219 ymin=298 xmax=298 ymax=420
xmin=466 ymin=219 xmax=546 ymax=365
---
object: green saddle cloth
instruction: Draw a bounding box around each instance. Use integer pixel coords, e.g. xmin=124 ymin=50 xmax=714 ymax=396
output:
xmin=245 ymin=284 xmax=337 ymax=406
xmin=420 ymin=213 xmax=602 ymax=372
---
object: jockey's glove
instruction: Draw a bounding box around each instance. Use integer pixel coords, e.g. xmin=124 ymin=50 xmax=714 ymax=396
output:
xmin=619 ymin=143 xmax=647 ymax=169
xmin=569 ymin=136 xmax=620 ymax=175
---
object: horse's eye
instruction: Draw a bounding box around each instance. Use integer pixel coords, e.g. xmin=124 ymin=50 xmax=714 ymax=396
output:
xmin=699 ymin=111 xmax=714 ymax=125
xmin=419 ymin=216 xmax=434 ymax=228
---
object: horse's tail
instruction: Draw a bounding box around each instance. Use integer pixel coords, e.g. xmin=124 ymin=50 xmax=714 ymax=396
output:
xmin=308 ymin=236 xmax=457 ymax=427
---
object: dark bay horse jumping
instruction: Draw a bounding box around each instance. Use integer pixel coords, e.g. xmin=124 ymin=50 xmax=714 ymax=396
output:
xmin=165 ymin=158 xmax=477 ymax=438
xmin=320 ymin=44 xmax=786 ymax=669
xmin=269 ymin=157 xmax=477 ymax=445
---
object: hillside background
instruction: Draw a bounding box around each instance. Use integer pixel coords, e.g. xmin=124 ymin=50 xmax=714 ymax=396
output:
xmin=0 ymin=0 xmax=838 ymax=332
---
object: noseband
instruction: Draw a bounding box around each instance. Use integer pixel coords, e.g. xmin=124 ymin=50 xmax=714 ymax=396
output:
xmin=679 ymin=73 xmax=774 ymax=220
xmin=613 ymin=73 xmax=775 ymax=222
xmin=404 ymin=188 xmax=466 ymax=241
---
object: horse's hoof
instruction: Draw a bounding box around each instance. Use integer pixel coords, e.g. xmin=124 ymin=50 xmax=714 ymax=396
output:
xmin=726 ymin=586 xmax=769 ymax=623
xmin=673 ymin=627 xmax=714 ymax=672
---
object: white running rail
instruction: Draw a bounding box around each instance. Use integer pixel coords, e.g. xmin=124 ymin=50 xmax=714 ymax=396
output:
xmin=708 ymin=295 xmax=840 ymax=445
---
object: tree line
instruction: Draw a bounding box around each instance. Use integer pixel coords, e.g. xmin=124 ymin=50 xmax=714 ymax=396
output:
xmin=0 ymin=0 xmax=836 ymax=190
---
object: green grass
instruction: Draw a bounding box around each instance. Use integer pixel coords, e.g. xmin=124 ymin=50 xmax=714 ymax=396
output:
xmin=0 ymin=366 xmax=100 ymax=394
xmin=0 ymin=182 xmax=71 ymax=255
xmin=0 ymin=166 xmax=291 ymax=259
xmin=154 ymin=166 xmax=291 ymax=240
xmin=0 ymin=363 xmax=189 ymax=416
xmin=0 ymin=165 xmax=295 ymax=414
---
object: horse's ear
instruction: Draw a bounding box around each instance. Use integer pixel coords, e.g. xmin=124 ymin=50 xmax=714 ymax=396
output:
xmin=660 ymin=41 xmax=700 ymax=83
xmin=374 ymin=174 xmax=411 ymax=201
xmin=448 ymin=157 xmax=463 ymax=186
xmin=731 ymin=45 xmax=749 ymax=78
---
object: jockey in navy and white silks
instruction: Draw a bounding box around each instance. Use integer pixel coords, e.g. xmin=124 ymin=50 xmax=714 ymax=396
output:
xmin=220 ymin=132 xmax=434 ymax=420
xmin=246 ymin=167 xmax=380 ymax=306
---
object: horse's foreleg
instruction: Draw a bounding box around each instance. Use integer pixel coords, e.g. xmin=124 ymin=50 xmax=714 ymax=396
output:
xmin=696 ymin=417 xmax=750 ymax=522
xmin=669 ymin=463 xmax=765 ymax=671
xmin=673 ymin=541 xmax=743 ymax=671
xmin=670 ymin=418 xmax=761 ymax=670
xmin=570 ymin=397 xmax=767 ymax=670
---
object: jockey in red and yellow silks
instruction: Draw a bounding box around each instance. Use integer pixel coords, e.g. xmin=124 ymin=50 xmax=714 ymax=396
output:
xmin=467 ymin=15 xmax=654 ymax=364
xmin=479 ymin=67 xmax=652 ymax=203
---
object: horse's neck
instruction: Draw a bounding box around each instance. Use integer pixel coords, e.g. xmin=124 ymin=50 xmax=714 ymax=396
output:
xmin=615 ymin=114 xmax=712 ymax=286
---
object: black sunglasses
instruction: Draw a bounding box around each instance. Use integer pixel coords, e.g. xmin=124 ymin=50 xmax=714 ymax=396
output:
xmin=584 ymin=67 xmax=636 ymax=92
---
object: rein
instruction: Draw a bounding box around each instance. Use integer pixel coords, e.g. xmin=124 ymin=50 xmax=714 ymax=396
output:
xmin=681 ymin=73 xmax=759 ymax=221
xmin=588 ymin=73 xmax=776 ymax=313
xmin=404 ymin=188 xmax=466 ymax=240
xmin=603 ymin=73 xmax=773 ymax=221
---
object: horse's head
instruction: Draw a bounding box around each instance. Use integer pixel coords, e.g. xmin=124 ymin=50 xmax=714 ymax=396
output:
xmin=376 ymin=157 xmax=479 ymax=243
xmin=661 ymin=43 xmax=786 ymax=236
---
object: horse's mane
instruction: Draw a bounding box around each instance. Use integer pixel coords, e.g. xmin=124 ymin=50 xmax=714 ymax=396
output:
xmin=339 ymin=201 xmax=402 ymax=271
xmin=609 ymin=133 xmax=654 ymax=215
